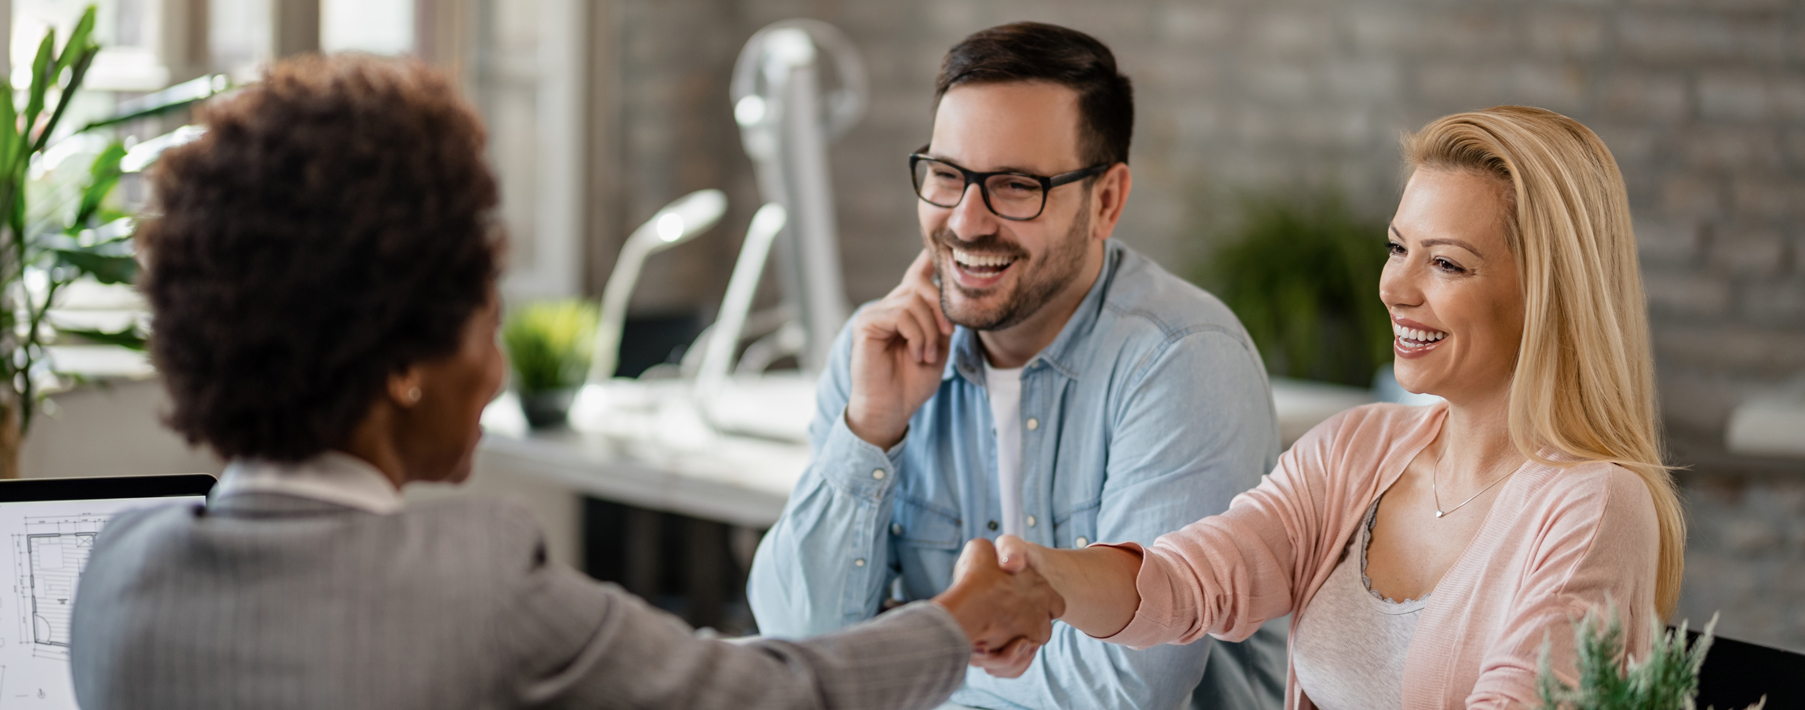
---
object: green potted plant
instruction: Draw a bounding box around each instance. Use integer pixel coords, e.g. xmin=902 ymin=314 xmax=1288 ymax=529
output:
xmin=501 ymin=299 xmax=599 ymax=428
xmin=1196 ymin=191 xmax=1393 ymax=388
xmin=1537 ymin=605 xmax=1764 ymax=710
xmin=0 ymin=6 xmax=224 ymax=477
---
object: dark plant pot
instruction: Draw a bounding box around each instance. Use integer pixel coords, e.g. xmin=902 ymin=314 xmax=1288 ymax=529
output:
xmin=518 ymin=388 xmax=576 ymax=429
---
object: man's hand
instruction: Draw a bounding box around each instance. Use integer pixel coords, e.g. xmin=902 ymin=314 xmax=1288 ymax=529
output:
xmin=846 ymin=250 xmax=953 ymax=449
xmin=931 ymin=538 xmax=1065 ymax=678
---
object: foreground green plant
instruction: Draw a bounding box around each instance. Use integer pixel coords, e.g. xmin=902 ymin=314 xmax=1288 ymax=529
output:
xmin=1198 ymin=191 xmax=1392 ymax=387
xmin=501 ymin=300 xmax=599 ymax=395
xmin=1537 ymin=605 xmax=1763 ymax=710
xmin=0 ymin=7 xmax=225 ymax=467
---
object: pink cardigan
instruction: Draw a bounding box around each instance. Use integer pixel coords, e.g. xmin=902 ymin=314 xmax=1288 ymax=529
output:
xmin=1102 ymin=402 xmax=1660 ymax=709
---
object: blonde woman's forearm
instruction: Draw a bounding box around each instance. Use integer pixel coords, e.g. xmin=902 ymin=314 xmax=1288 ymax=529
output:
xmin=997 ymin=536 xmax=1144 ymax=639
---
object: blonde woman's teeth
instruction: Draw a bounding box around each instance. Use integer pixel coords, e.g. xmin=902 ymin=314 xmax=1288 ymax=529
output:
xmin=1392 ymin=324 xmax=1447 ymax=343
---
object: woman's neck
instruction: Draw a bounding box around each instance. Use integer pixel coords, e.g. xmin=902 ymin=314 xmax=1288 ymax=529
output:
xmin=341 ymin=404 xmax=410 ymax=490
xmin=1436 ymin=385 xmax=1524 ymax=488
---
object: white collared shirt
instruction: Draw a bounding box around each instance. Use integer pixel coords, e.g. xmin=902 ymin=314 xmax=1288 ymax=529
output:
xmin=214 ymin=451 xmax=404 ymax=515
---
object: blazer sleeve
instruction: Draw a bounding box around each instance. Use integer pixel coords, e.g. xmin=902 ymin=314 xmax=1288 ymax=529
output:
xmin=1099 ymin=408 xmax=1357 ymax=649
xmin=497 ymin=522 xmax=970 ymax=710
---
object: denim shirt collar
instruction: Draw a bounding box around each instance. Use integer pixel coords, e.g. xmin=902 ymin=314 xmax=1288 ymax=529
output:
xmin=944 ymin=240 xmax=1123 ymax=386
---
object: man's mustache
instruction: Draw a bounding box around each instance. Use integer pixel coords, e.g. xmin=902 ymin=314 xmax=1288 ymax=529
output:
xmin=930 ymin=228 xmax=1029 ymax=260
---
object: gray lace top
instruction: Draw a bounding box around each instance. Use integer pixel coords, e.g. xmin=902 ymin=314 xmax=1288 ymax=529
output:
xmin=1290 ymin=498 xmax=1429 ymax=710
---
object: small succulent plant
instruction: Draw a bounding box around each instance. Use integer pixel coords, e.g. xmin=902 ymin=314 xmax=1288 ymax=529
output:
xmin=501 ymin=299 xmax=599 ymax=396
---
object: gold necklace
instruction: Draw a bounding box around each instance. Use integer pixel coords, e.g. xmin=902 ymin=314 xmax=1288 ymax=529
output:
xmin=1431 ymin=447 xmax=1515 ymax=518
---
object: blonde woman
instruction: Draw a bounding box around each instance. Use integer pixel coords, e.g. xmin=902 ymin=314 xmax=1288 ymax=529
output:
xmin=996 ymin=105 xmax=1684 ymax=709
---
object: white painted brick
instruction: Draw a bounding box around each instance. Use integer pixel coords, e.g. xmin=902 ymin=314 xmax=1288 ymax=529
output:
xmin=1744 ymin=279 xmax=1805 ymax=323
xmin=1731 ymin=178 xmax=1805 ymax=219
xmin=1243 ymin=62 xmax=1317 ymax=104
xmin=1656 ymin=325 xmax=1805 ymax=374
xmin=1711 ymin=223 xmax=1788 ymax=276
xmin=1644 ymin=268 xmax=1733 ymax=316
xmin=1699 ymin=72 xmax=1772 ymax=122
xmin=1658 ymin=175 xmax=1725 ymax=220
xmin=1525 ymin=10 xmax=1607 ymax=56
xmin=1248 ymin=11 xmax=1334 ymax=57
xmin=1680 ymin=127 xmax=1784 ymax=172
xmin=1326 ymin=58 xmax=1404 ymax=100
xmin=1618 ymin=13 xmax=1787 ymax=64
xmin=1634 ymin=217 xmax=1700 ymax=262
xmin=1158 ymin=4 xmax=1235 ymax=45
xmin=1600 ymin=72 xmax=1690 ymax=122
xmin=1511 ymin=62 xmax=1588 ymax=115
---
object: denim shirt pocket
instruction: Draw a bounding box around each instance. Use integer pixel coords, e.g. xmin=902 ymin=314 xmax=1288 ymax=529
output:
xmin=891 ymin=496 xmax=963 ymax=600
xmin=1052 ymin=498 xmax=1102 ymax=549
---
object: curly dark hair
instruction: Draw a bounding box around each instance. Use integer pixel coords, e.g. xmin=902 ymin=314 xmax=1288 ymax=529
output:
xmin=140 ymin=54 xmax=501 ymax=462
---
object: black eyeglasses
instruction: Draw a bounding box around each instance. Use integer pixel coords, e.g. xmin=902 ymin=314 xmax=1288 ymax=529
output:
xmin=909 ymin=151 xmax=1111 ymax=221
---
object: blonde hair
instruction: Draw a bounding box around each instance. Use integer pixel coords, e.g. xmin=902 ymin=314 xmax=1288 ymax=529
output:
xmin=1403 ymin=106 xmax=1684 ymax=618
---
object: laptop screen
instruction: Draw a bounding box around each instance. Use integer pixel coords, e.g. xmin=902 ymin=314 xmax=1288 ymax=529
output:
xmin=0 ymin=475 xmax=213 ymax=708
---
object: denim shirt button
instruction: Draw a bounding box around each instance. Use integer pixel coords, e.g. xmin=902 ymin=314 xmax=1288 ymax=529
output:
xmin=1026 ymin=515 xmax=1037 ymax=527
xmin=891 ymin=523 xmax=903 ymax=536
xmin=871 ymin=469 xmax=886 ymax=481
xmin=987 ymin=520 xmax=999 ymax=531
xmin=854 ymin=558 xmax=866 ymax=567
xmin=1075 ymin=536 xmax=1089 ymax=547
xmin=1026 ymin=417 xmax=1039 ymax=431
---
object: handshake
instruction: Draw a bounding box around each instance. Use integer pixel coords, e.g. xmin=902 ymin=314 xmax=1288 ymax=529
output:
xmin=928 ymin=538 xmax=1066 ymax=678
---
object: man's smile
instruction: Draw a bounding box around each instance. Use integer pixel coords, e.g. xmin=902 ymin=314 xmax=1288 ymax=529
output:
xmin=948 ymin=247 xmax=1020 ymax=289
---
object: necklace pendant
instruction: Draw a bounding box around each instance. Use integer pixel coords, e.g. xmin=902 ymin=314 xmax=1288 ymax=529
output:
xmin=1435 ymin=510 xmax=1446 ymax=518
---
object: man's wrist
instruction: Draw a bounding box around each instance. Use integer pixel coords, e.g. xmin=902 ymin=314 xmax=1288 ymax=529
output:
xmin=845 ymin=408 xmax=906 ymax=450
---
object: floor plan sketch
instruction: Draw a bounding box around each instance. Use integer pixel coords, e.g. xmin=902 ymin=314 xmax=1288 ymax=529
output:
xmin=10 ymin=515 xmax=107 ymax=662
xmin=0 ymin=494 xmax=207 ymax=709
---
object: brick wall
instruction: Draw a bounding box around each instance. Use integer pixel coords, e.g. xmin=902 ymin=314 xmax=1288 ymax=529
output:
xmin=593 ymin=0 xmax=1805 ymax=650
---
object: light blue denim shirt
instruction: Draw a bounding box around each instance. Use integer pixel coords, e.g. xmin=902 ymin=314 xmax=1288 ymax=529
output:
xmin=748 ymin=241 xmax=1284 ymax=710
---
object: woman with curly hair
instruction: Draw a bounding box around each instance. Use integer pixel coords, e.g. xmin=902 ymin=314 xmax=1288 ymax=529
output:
xmin=996 ymin=105 xmax=1683 ymax=709
xmin=67 ymin=54 xmax=1061 ymax=710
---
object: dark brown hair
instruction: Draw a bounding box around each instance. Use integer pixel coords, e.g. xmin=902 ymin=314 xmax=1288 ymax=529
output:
xmin=934 ymin=22 xmax=1134 ymax=167
xmin=139 ymin=54 xmax=501 ymax=462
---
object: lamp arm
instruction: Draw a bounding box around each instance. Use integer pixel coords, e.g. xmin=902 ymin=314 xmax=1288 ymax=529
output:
xmin=586 ymin=233 xmax=654 ymax=383
xmin=696 ymin=203 xmax=786 ymax=398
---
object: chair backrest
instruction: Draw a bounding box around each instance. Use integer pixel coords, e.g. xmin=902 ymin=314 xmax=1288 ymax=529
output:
xmin=1689 ymin=629 xmax=1805 ymax=709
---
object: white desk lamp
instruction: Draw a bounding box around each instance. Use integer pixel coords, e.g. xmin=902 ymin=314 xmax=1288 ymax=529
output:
xmin=695 ymin=202 xmax=786 ymax=401
xmin=585 ymin=189 xmax=727 ymax=384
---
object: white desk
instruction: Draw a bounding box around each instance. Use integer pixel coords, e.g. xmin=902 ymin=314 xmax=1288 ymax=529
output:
xmin=478 ymin=376 xmax=1376 ymax=528
xmin=479 ymin=381 xmax=810 ymax=528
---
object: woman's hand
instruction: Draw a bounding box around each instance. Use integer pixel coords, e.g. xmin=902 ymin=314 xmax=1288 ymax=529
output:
xmin=996 ymin=535 xmax=1145 ymax=639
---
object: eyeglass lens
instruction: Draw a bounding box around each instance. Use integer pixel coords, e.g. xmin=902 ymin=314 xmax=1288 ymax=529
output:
xmin=912 ymin=158 xmax=1046 ymax=220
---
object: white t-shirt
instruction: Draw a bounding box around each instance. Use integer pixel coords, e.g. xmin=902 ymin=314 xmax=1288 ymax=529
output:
xmin=984 ymin=362 xmax=1025 ymax=538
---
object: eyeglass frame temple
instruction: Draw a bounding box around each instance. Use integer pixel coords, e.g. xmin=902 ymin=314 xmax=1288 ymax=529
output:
xmin=908 ymin=152 xmax=1112 ymax=221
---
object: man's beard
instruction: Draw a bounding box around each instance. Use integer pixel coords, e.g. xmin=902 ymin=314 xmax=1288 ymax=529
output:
xmin=931 ymin=199 xmax=1092 ymax=332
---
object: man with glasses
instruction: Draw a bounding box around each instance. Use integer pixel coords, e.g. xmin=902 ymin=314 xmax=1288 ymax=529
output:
xmin=749 ymin=22 xmax=1284 ymax=710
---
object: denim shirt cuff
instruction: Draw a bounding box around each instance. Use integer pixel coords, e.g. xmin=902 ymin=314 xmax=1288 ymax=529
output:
xmin=818 ymin=408 xmax=906 ymax=500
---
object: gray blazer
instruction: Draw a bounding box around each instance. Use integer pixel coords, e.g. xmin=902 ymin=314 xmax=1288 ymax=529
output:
xmin=71 ymin=492 xmax=969 ymax=710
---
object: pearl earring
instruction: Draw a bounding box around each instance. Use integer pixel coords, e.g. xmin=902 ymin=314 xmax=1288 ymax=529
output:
xmin=406 ymin=386 xmax=422 ymax=403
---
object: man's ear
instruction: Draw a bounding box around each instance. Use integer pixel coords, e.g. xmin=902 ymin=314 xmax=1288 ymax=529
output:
xmin=1089 ymin=164 xmax=1132 ymax=241
xmin=387 ymin=367 xmax=425 ymax=409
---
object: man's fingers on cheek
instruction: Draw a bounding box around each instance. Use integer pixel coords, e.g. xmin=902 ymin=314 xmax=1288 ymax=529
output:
xmin=898 ymin=312 xmax=930 ymax=362
xmin=903 ymin=306 xmax=940 ymax=362
xmin=893 ymin=316 xmax=925 ymax=360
